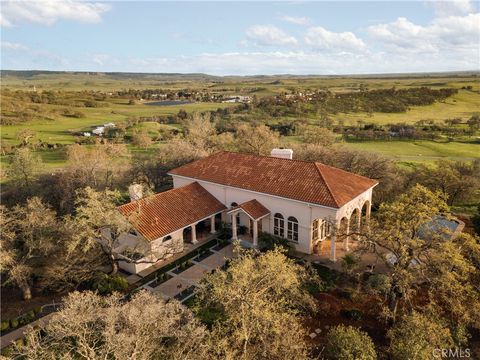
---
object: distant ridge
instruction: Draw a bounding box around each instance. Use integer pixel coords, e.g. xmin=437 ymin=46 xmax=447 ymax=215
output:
xmin=1 ymin=69 xmax=478 ymax=82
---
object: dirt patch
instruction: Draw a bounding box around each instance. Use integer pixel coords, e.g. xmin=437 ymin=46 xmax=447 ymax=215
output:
xmin=305 ymin=289 xmax=389 ymax=356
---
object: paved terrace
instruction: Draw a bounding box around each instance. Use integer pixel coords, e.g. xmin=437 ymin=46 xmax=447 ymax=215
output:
xmin=141 ymin=243 xmax=234 ymax=301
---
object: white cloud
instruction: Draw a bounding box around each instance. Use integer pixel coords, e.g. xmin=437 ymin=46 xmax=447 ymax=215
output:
xmin=245 ymin=25 xmax=298 ymax=47
xmin=1 ymin=41 xmax=28 ymax=50
xmin=282 ymin=15 xmax=310 ymax=26
xmin=305 ymin=26 xmax=367 ymax=51
xmin=368 ymin=13 xmax=480 ymax=53
xmin=117 ymin=48 xmax=476 ymax=75
xmin=428 ymin=0 xmax=476 ymax=17
xmin=0 ymin=0 xmax=111 ymax=27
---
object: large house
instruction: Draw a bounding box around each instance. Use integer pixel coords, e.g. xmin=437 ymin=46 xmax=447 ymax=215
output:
xmin=114 ymin=149 xmax=378 ymax=274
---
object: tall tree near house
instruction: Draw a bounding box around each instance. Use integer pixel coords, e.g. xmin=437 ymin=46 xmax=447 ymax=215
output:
xmin=7 ymin=147 xmax=42 ymax=197
xmin=388 ymin=312 xmax=454 ymax=360
xmin=415 ymin=161 xmax=480 ymax=206
xmin=358 ymin=184 xmax=450 ymax=322
xmin=18 ymin=291 xmax=208 ymax=360
xmin=299 ymin=125 xmax=337 ymax=146
xmin=68 ymin=187 xmax=132 ymax=275
xmin=426 ymin=232 xmax=480 ymax=336
xmin=0 ymin=198 xmax=62 ymax=300
xmin=235 ymin=124 xmax=280 ymax=156
xmin=196 ymin=247 xmax=318 ymax=360
xmin=66 ymin=143 xmax=131 ymax=189
xmin=36 ymin=143 xmax=132 ymax=215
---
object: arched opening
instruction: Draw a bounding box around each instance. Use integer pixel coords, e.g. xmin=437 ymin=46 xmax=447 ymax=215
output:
xmin=350 ymin=208 xmax=361 ymax=239
xmin=183 ymin=227 xmax=192 ymax=243
xmin=273 ymin=213 xmax=285 ymax=237
xmin=287 ymin=216 xmax=299 ymax=242
xmin=338 ymin=216 xmax=350 ymax=242
xmin=163 ymin=235 xmax=172 ymax=242
xmin=361 ymin=200 xmax=371 ymax=231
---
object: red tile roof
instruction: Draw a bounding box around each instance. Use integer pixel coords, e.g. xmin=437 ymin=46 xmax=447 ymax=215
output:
xmin=118 ymin=182 xmax=226 ymax=241
xmin=228 ymin=199 xmax=270 ymax=220
xmin=169 ymin=152 xmax=378 ymax=208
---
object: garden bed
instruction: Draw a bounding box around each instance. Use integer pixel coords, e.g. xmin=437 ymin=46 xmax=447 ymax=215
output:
xmin=172 ymin=260 xmax=195 ymax=274
xmin=174 ymin=285 xmax=196 ymax=302
xmin=146 ymin=273 xmax=173 ymax=288
xmin=193 ymin=250 xmax=214 ymax=262
xmin=137 ymin=237 xmax=227 ymax=286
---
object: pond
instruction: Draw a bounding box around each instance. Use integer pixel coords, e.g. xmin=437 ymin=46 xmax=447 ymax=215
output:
xmin=144 ymin=100 xmax=194 ymax=106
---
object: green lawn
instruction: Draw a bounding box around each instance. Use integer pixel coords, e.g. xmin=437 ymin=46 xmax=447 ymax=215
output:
xmin=1 ymin=102 xmax=234 ymax=145
xmin=343 ymin=140 xmax=480 ymax=163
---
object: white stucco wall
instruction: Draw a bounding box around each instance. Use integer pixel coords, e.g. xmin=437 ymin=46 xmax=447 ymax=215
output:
xmin=114 ymin=229 xmax=185 ymax=275
xmin=171 ymin=175 xmax=364 ymax=254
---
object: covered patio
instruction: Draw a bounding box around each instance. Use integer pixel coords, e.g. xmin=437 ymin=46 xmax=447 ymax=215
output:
xmin=227 ymin=199 xmax=270 ymax=247
xmin=311 ymin=199 xmax=372 ymax=262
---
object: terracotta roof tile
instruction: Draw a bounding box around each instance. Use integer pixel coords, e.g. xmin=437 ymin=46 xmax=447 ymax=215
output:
xmin=169 ymin=152 xmax=378 ymax=208
xmin=228 ymin=199 xmax=270 ymax=220
xmin=118 ymin=182 xmax=226 ymax=241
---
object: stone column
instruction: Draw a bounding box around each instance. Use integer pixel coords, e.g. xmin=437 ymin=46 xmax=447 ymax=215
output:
xmin=191 ymin=223 xmax=198 ymax=244
xmin=330 ymin=221 xmax=338 ymax=262
xmin=210 ymin=215 xmax=216 ymax=234
xmin=344 ymin=217 xmax=351 ymax=251
xmin=231 ymin=213 xmax=238 ymax=240
xmin=253 ymin=220 xmax=258 ymax=247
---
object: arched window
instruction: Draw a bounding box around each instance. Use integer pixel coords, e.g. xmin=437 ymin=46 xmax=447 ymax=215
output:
xmin=287 ymin=216 xmax=299 ymax=242
xmin=312 ymin=219 xmax=319 ymax=241
xmin=163 ymin=235 xmax=172 ymax=242
xmin=273 ymin=213 xmax=284 ymax=237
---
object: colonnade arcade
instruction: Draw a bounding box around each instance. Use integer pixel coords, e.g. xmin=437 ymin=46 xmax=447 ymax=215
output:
xmin=312 ymin=200 xmax=372 ymax=262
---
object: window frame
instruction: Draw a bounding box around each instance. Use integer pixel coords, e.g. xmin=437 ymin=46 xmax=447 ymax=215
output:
xmin=273 ymin=213 xmax=285 ymax=238
xmin=287 ymin=216 xmax=299 ymax=243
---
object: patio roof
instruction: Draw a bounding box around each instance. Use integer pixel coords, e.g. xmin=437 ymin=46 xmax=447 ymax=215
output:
xmin=118 ymin=182 xmax=226 ymax=241
xmin=227 ymin=199 xmax=270 ymax=221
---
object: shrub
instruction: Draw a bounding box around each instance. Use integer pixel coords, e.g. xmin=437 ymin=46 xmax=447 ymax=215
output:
xmin=10 ymin=319 xmax=19 ymax=329
xmin=338 ymin=288 xmax=354 ymax=300
xmin=341 ymin=254 xmax=360 ymax=275
xmin=93 ymin=274 xmax=129 ymax=295
xmin=1 ymin=320 xmax=9 ymax=331
xmin=311 ymin=263 xmax=337 ymax=288
xmin=325 ymin=325 xmax=376 ymax=360
xmin=33 ymin=306 xmax=42 ymax=315
xmin=258 ymin=232 xmax=291 ymax=252
xmin=366 ymin=274 xmax=391 ymax=296
xmin=341 ymin=309 xmax=363 ymax=321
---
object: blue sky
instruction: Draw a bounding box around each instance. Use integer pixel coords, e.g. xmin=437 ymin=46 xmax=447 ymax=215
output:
xmin=1 ymin=1 xmax=479 ymax=75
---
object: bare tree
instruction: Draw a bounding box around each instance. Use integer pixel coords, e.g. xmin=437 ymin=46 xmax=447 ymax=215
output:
xmin=18 ymin=291 xmax=209 ymax=360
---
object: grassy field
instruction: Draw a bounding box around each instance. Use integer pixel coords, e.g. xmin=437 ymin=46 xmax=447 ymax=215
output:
xmin=1 ymin=71 xmax=479 ymax=170
xmin=330 ymin=90 xmax=480 ymax=126
xmin=343 ymin=140 xmax=480 ymax=163
xmin=1 ymin=101 xmax=235 ymax=145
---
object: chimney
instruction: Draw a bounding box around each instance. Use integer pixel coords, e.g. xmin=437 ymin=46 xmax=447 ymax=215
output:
xmin=128 ymin=184 xmax=143 ymax=201
xmin=270 ymin=148 xmax=293 ymax=160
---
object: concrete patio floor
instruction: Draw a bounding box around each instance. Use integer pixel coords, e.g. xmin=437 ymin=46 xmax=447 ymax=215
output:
xmin=143 ymin=243 xmax=234 ymax=301
xmin=294 ymin=239 xmax=390 ymax=274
